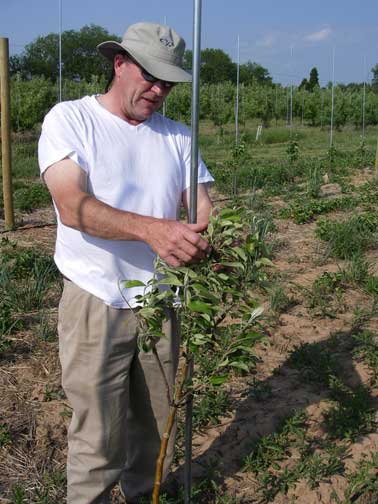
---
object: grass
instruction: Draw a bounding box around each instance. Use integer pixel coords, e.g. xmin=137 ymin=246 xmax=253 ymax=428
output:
xmin=315 ymin=213 xmax=378 ymax=259
xmin=341 ymin=452 xmax=378 ymax=503
xmin=0 ymin=238 xmax=60 ymax=357
xmin=243 ymin=410 xmax=348 ymax=500
xmin=324 ymin=375 xmax=376 ymax=441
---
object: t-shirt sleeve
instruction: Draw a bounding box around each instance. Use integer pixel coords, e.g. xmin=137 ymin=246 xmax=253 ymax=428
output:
xmin=179 ymin=126 xmax=214 ymax=192
xmin=38 ymin=102 xmax=88 ymax=176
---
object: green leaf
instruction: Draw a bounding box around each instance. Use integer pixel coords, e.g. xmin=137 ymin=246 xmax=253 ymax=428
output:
xmin=158 ymin=276 xmax=183 ymax=287
xmin=255 ymin=258 xmax=274 ymax=267
xmin=230 ymin=361 xmax=250 ymax=372
xmin=218 ymin=273 xmax=229 ymax=281
xmin=191 ymin=333 xmax=211 ymax=345
xmin=187 ymin=300 xmax=213 ymax=315
xmin=232 ymin=247 xmax=247 ymax=261
xmin=124 ymin=280 xmax=146 ymax=288
xmin=209 ymin=375 xmax=229 ymax=386
xmin=138 ymin=307 xmax=158 ymax=318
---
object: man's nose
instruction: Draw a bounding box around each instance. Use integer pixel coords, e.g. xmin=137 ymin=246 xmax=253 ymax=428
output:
xmin=151 ymin=81 xmax=168 ymax=96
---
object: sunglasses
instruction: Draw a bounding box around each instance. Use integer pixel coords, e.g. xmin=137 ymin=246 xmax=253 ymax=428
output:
xmin=127 ymin=55 xmax=176 ymax=89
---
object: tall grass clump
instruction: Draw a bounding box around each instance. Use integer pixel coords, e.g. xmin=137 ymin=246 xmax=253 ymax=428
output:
xmin=315 ymin=213 xmax=378 ymax=259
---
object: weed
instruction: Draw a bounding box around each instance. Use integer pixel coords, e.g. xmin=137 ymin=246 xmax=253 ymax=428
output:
xmin=268 ymin=285 xmax=295 ymax=318
xmin=315 ymin=214 xmax=378 ymax=259
xmin=307 ymin=164 xmax=322 ymax=198
xmin=287 ymin=341 xmax=340 ymax=387
xmin=14 ymin=182 xmax=51 ymax=212
xmin=243 ymin=410 xmax=307 ymax=474
xmin=343 ymin=452 xmax=378 ymax=502
xmin=0 ymin=423 xmax=12 ymax=447
xmin=280 ymin=195 xmax=355 ymax=224
xmin=247 ymin=378 xmax=273 ymax=401
xmin=324 ymin=375 xmax=376 ymax=441
xmin=193 ymin=387 xmax=232 ymax=430
xmin=308 ymin=271 xmax=345 ymax=316
xmin=286 ymin=138 xmax=300 ymax=164
xmin=341 ymin=255 xmax=370 ymax=285
xmin=36 ymin=311 xmax=58 ymax=342
xmin=352 ymin=330 xmax=378 ymax=374
xmin=297 ymin=443 xmax=346 ymax=490
xmin=11 ymin=485 xmax=28 ymax=504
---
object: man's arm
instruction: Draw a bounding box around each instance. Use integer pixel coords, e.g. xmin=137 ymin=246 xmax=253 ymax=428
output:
xmin=182 ymin=183 xmax=213 ymax=226
xmin=43 ymin=158 xmax=210 ymax=267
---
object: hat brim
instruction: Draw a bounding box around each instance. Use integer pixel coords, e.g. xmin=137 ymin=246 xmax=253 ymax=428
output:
xmin=97 ymin=41 xmax=192 ymax=83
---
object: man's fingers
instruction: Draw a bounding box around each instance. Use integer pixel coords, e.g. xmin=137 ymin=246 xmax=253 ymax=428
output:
xmin=187 ymin=222 xmax=208 ymax=233
xmin=182 ymin=227 xmax=210 ymax=252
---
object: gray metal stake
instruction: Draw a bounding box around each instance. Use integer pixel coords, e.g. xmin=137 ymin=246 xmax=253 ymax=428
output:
xmin=185 ymin=1 xmax=202 ymax=503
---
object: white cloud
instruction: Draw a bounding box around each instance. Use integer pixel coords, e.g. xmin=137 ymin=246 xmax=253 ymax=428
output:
xmin=256 ymin=33 xmax=276 ymax=49
xmin=304 ymin=27 xmax=332 ymax=43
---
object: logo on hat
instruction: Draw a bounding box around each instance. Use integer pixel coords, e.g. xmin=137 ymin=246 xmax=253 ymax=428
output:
xmin=160 ymin=37 xmax=174 ymax=48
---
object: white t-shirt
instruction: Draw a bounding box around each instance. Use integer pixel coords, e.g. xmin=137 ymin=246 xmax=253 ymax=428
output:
xmin=38 ymin=95 xmax=214 ymax=307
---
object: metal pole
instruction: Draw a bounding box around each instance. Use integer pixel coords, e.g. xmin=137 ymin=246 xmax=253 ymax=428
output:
xmin=185 ymin=3 xmax=202 ymax=503
xmin=163 ymin=16 xmax=167 ymax=117
xmin=362 ymin=56 xmax=366 ymax=140
xmin=189 ymin=0 xmax=201 ymax=225
xmin=0 ymin=38 xmax=15 ymax=229
xmin=58 ymin=0 xmax=62 ymax=102
xmin=290 ymin=46 xmax=293 ymax=134
xmin=330 ymin=48 xmax=335 ymax=148
xmin=235 ymin=35 xmax=240 ymax=145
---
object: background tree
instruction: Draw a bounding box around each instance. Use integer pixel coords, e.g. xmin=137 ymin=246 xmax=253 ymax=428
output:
xmin=299 ymin=78 xmax=309 ymax=91
xmin=308 ymin=67 xmax=320 ymax=91
xmin=200 ymin=48 xmax=236 ymax=83
xmin=371 ymin=64 xmax=378 ymax=92
xmin=239 ymin=61 xmax=272 ymax=85
xmin=10 ymin=25 xmax=120 ymax=82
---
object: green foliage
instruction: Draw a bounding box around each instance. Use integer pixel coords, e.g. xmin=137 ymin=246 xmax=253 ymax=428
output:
xmin=352 ymin=330 xmax=378 ymax=373
xmin=14 ymin=182 xmax=52 ymax=212
xmin=308 ymin=271 xmax=345 ymax=317
xmin=307 ymin=164 xmax=322 ymax=198
xmin=193 ymin=388 xmax=231 ymax=430
xmin=0 ymin=239 xmax=59 ymax=328
xmin=200 ymin=49 xmax=236 ymax=84
xmin=11 ymin=25 xmax=118 ymax=82
xmin=286 ymin=138 xmax=299 ymax=164
xmin=11 ymin=75 xmax=57 ymax=130
xmin=0 ymin=423 xmax=12 ymax=447
xmin=280 ymin=195 xmax=355 ymax=224
xmin=268 ymin=286 xmax=293 ymax=316
xmin=324 ymin=376 xmax=376 ymax=441
xmin=287 ymin=341 xmax=340 ymax=387
xmin=315 ymin=213 xmax=378 ymax=259
xmin=343 ymin=452 xmax=378 ymax=502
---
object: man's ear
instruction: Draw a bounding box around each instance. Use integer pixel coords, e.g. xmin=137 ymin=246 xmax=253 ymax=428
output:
xmin=114 ymin=53 xmax=126 ymax=76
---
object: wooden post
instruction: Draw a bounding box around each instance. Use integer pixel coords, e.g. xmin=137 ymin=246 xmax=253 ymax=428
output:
xmin=375 ymin=134 xmax=378 ymax=173
xmin=0 ymin=37 xmax=15 ymax=229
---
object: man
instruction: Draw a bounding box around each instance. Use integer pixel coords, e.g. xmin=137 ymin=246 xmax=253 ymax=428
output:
xmin=38 ymin=22 xmax=213 ymax=503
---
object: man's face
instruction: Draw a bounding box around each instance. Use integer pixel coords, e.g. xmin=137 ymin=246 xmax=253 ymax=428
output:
xmin=114 ymin=55 xmax=173 ymax=124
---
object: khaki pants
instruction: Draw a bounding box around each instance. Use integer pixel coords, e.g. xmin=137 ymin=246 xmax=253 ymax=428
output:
xmin=58 ymin=279 xmax=180 ymax=503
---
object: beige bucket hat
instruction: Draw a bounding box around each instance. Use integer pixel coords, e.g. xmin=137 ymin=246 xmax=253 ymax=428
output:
xmin=97 ymin=22 xmax=192 ymax=83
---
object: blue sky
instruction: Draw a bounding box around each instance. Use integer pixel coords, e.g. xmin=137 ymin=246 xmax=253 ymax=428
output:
xmin=1 ymin=0 xmax=377 ymax=85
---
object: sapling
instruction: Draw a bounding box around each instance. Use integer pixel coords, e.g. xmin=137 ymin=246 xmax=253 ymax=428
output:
xmin=120 ymin=207 xmax=270 ymax=502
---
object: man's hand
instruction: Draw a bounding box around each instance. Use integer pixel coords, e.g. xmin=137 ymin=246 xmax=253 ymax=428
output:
xmin=144 ymin=220 xmax=210 ymax=267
